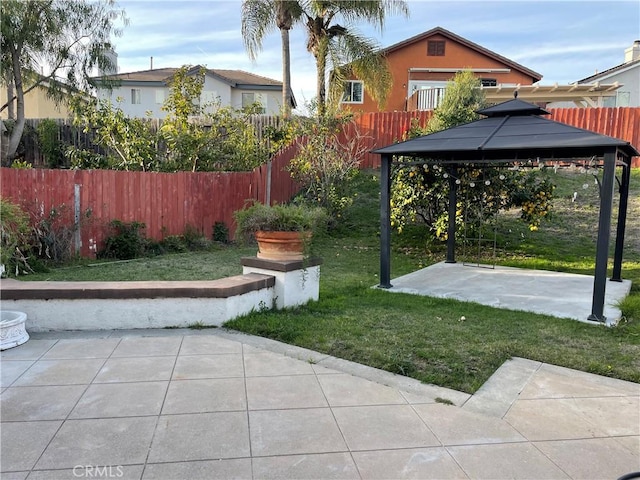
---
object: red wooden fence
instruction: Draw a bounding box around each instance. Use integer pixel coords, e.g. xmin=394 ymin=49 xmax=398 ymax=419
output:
xmin=1 ymin=145 xmax=300 ymax=256
xmin=1 ymin=107 xmax=638 ymax=258
xmin=353 ymin=107 xmax=640 ymax=169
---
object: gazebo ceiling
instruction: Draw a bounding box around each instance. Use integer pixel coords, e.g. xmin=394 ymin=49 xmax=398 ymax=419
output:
xmin=373 ymin=99 xmax=639 ymax=161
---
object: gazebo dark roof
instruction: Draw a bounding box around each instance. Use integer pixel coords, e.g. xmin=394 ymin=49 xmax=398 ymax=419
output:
xmin=375 ymin=98 xmax=638 ymax=323
xmin=373 ymin=99 xmax=639 ymax=161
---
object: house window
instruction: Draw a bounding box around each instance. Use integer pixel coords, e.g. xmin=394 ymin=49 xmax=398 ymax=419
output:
xmin=343 ymin=81 xmax=363 ymax=103
xmin=131 ymin=88 xmax=141 ymax=104
xmin=155 ymin=89 xmax=165 ymax=104
xmin=480 ymin=78 xmax=497 ymax=87
xmin=242 ymin=92 xmax=266 ymax=113
xmin=427 ymin=40 xmax=445 ymax=56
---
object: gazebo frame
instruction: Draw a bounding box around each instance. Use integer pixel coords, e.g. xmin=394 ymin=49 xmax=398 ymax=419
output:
xmin=374 ymin=99 xmax=639 ymax=323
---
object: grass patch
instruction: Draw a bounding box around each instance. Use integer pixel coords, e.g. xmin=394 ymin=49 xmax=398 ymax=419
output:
xmin=21 ymin=169 xmax=640 ymax=394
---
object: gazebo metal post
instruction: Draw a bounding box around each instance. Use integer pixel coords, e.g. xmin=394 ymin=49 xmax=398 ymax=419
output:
xmin=445 ymin=165 xmax=458 ymax=263
xmin=612 ymin=158 xmax=631 ymax=282
xmin=589 ymin=150 xmax=617 ymax=322
xmin=379 ymin=154 xmax=392 ymax=288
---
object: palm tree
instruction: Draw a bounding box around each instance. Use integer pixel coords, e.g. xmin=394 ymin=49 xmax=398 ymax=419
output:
xmin=300 ymin=0 xmax=409 ymax=116
xmin=242 ymin=0 xmax=302 ymax=119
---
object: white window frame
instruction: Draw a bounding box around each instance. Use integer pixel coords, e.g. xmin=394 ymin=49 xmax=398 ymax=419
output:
xmin=242 ymin=92 xmax=266 ymax=113
xmin=342 ymin=80 xmax=364 ymax=104
xmin=155 ymin=89 xmax=165 ymax=105
xmin=131 ymin=88 xmax=141 ymax=105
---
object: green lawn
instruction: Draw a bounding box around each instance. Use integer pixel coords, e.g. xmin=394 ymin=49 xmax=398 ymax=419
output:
xmin=25 ymin=168 xmax=640 ymax=394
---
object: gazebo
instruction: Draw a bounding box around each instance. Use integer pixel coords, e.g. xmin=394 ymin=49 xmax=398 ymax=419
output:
xmin=373 ymin=98 xmax=639 ymax=323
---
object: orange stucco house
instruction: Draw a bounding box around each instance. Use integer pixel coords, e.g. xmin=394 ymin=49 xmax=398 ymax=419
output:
xmin=342 ymin=26 xmax=542 ymax=113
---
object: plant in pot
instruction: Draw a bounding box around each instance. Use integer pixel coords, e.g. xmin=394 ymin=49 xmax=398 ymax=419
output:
xmin=234 ymin=202 xmax=328 ymax=261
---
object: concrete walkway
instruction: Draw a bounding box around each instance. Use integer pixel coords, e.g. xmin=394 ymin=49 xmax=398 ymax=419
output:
xmin=1 ymin=329 xmax=638 ymax=480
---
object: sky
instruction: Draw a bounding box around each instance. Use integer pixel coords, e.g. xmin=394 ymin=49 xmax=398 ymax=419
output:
xmin=112 ymin=0 xmax=640 ymax=110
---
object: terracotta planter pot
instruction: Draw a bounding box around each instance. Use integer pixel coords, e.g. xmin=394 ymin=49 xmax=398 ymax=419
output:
xmin=255 ymin=231 xmax=311 ymax=261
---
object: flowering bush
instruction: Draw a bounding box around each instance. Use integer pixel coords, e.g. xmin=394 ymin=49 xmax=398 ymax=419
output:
xmin=390 ymin=71 xmax=554 ymax=240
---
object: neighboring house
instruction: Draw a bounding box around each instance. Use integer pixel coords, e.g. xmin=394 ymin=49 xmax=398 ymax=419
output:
xmin=549 ymin=40 xmax=640 ymax=108
xmin=340 ymin=26 xmax=542 ymax=113
xmin=1 ymin=80 xmax=76 ymax=119
xmin=95 ymin=65 xmax=295 ymax=118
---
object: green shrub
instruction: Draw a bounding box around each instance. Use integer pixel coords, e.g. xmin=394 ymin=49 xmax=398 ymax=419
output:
xmin=99 ymin=220 xmax=148 ymax=259
xmin=37 ymin=119 xmax=64 ymax=168
xmin=159 ymin=235 xmax=188 ymax=253
xmin=0 ymin=199 xmax=33 ymax=276
xmin=182 ymin=224 xmax=210 ymax=250
xmin=213 ymin=221 xmax=229 ymax=244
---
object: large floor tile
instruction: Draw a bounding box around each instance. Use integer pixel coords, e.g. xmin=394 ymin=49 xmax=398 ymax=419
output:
xmin=352 ymin=447 xmax=468 ymax=480
xmin=0 ymin=361 xmax=35 ymax=387
xmin=244 ymin=351 xmax=315 ymax=377
xmin=249 ymin=408 xmax=347 ymax=456
xmin=246 ymin=375 xmax=327 ymax=410
xmin=69 ymin=381 xmax=168 ymax=418
xmin=573 ymin=396 xmax=640 ymax=436
xmin=332 ymin=405 xmax=439 ymax=451
xmin=414 ymin=403 xmax=526 ymax=445
xmin=317 ymin=373 xmax=407 ymax=407
xmin=41 ymin=338 xmax=120 ymax=359
xmin=521 ymin=364 xmax=640 ymax=399
xmin=162 ymin=378 xmax=247 ymax=414
xmin=13 ymin=359 xmax=105 ymax=386
xmin=0 ymin=421 xmax=61 ymax=472
xmin=35 ymin=417 xmax=157 ymax=469
xmin=94 ymin=357 xmax=175 ymax=383
xmin=614 ymin=435 xmax=640 ymax=456
xmin=505 ymin=398 xmax=617 ymax=440
xmin=143 ymin=459 xmax=251 ymax=480
xmin=111 ymin=336 xmax=182 ymax=357
xmin=148 ymin=412 xmax=250 ymax=463
xmin=1 ymin=385 xmax=86 ymax=421
xmin=252 ymin=452 xmax=360 ymax=479
xmin=179 ymin=335 xmax=243 ymax=355
xmin=172 ymin=354 xmax=244 ymax=379
xmin=448 ymin=443 xmax=570 ymax=479
xmin=27 ymin=465 xmax=144 ymax=480
xmin=535 ymin=437 xmax=640 ymax=479
xmin=0 ymin=340 xmax=56 ymax=360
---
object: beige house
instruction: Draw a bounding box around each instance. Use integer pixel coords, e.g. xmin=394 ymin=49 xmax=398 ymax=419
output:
xmin=1 ymin=82 xmax=75 ymax=120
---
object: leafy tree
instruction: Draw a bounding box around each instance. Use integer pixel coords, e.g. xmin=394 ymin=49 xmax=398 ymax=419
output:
xmin=69 ymin=96 xmax=158 ymax=171
xmin=242 ymin=0 xmax=302 ymax=118
xmin=299 ymin=0 xmax=408 ymax=115
xmin=391 ymin=71 xmax=554 ymax=241
xmin=287 ymin=102 xmax=366 ymax=219
xmin=0 ymin=0 xmax=126 ymax=163
xmin=69 ymin=65 xmax=270 ymax=172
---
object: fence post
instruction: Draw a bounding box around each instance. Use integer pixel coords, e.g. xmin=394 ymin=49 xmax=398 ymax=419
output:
xmin=74 ymin=184 xmax=81 ymax=255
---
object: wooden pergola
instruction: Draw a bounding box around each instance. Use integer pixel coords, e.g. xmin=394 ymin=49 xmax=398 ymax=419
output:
xmin=373 ymin=99 xmax=639 ymax=323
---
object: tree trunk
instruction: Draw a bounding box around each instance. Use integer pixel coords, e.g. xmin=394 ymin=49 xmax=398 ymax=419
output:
xmin=7 ymin=81 xmax=15 ymax=120
xmin=315 ymin=40 xmax=328 ymax=117
xmin=7 ymin=46 xmax=25 ymax=162
xmin=280 ymin=27 xmax=292 ymax=119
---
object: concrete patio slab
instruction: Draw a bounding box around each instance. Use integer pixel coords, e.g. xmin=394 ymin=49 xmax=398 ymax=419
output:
xmin=1 ymin=329 xmax=638 ymax=480
xmin=385 ymin=261 xmax=632 ymax=324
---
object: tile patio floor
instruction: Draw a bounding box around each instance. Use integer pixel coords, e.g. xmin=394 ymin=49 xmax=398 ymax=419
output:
xmin=1 ymin=328 xmax=638 ymax=480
